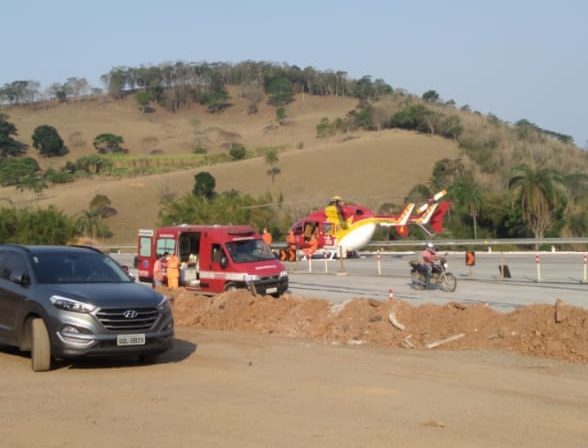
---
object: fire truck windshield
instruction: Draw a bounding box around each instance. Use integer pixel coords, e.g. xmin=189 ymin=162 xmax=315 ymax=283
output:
xmin=226 ymin=239 xmax=275 ymax=263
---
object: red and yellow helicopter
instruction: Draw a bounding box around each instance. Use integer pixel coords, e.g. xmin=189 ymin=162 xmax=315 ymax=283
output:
xmin=287 ymin=190 xmax=450 ymax=257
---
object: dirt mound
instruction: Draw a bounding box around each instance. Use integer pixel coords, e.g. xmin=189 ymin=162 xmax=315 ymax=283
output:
xmin=166 ymin=289 xmax=588 ymax=363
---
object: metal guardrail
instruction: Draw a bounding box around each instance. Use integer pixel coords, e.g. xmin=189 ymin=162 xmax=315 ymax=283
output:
xmin=97 ymin=238 xmax=588 ymax=253
xmin=364 ymin=237 xmax=588 ymax=248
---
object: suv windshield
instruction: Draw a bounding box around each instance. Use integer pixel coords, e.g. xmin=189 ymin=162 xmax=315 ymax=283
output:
xmin=226 ymin=239 xmax=275 ymax=263
xmin=31 ymin=252 xmax=132 ymax=284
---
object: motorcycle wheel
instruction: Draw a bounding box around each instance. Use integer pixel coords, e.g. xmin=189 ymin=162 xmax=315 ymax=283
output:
xmin=411 ymin=272 xmax=425 ymax=290
xmin=440 ymin=273 xmax=457 ymax=292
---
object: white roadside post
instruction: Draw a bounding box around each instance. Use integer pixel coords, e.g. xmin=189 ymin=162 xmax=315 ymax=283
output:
xmin=324 ymin=251 xmax=329 ymax=274
xmin=308 ymin=253 xmax=312 ymax=273
xmin=583 ymin=253 xmax=587 ymax=284
xmin=337 ymin=246 xmax=347 ymax=276
xmin=376 ymin=250 xmax=382 ymax=276
xmin=535 ymin=253 xmax=542 ymax=282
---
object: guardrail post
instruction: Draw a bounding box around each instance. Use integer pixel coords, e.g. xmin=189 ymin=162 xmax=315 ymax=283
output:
xmin=308 ymin=255 xmax=312 ymax=273
xmin=324 ymin=252 xmax=329 ymax=274
xmin=583 ymin=253 xmax=587 ymax=284
xmin=535 ymin=253 xmax=542 ymax=282
xmin=376 ymin=250 xmax=382 ymax=275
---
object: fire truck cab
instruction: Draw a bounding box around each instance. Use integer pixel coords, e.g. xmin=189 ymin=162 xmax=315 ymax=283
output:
xmin=136 ymin=224 xmax=288 ymax=296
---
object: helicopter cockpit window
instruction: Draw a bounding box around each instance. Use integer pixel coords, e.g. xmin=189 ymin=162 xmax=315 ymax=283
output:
xmin=303 ymin=222 xmax=317 ymax=238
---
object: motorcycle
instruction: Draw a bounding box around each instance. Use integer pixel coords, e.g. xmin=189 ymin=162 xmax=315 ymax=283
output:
xmin=409 ymin=256 xmax=457 ymax=292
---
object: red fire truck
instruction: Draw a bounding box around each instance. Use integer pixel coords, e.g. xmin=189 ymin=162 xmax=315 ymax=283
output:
xmin=135 ymin=224 xmax=288 ymax=296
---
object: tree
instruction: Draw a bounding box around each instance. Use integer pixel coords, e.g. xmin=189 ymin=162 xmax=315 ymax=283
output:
xmin=32 ymin=125 xmax=68 ymax=157
xmin=192 ymin=172 xmax=216 ymax=200
xmin=17 ymin=174 xmax=48 ymax=197
xmin=264 ymin=149 xmax=280 ymax=185
xmin=93 ymin=133 xmax=126 ymax=153
xmin=135 ymin=91 xmax=152 ymax=112
xmin=0 ymin=113 xmax=26 ymax=157
xmin=64 ymin=77 xmax=89 ymax=98
xmin=508 ymin=164 xmax=566 ymax=239
xmin=75 ymin=210 xmax=108 ymax=240
xmin=229 ymin=144 xmax=246 ymax=161
xmin=0 ymin=80 xmax=40 ymax=104
xmin=422 ymin=89 xmax=440 ymax=102
xmin=265 ymin=78 xmax=294 ymax=106
xmin=276 ymin=107 xmax=287 ymax=125
xmin=89 ymin=194 xmax=117 ymax=218
xmin=450 ymin=176 xmax=484 ymax=239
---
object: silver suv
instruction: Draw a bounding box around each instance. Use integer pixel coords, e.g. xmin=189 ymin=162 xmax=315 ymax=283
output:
xmin=0 ymin=245 xmax=174 ymax=371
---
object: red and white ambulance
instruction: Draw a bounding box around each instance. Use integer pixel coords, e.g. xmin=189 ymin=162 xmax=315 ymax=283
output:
xmin=135 ymin=224 xmax=288 ymax=296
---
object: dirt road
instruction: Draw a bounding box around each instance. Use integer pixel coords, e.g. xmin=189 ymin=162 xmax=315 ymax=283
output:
xmin=1 ymin=327 xmax=587 ymax=448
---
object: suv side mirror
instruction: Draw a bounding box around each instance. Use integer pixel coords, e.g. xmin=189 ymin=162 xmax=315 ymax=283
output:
xmin=10 ymin=271 xmax=30 ymax=286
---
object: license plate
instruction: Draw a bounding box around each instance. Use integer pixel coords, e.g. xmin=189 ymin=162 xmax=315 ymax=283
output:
xmin=117 ymin=334 xmax=146 ymax=346
xmin=266 ymin=287 xmax=277 ymax=294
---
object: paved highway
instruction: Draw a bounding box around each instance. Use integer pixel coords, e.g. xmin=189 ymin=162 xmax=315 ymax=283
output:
xmin=112 ymin=251 xmax=588 ymax=311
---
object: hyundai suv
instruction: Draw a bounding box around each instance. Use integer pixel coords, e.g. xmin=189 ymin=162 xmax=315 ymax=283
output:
xmin=0 ymin=245 xmax=174 ymax=371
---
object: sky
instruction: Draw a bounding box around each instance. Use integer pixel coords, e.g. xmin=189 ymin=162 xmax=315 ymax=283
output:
xmin=2 ymin=0 xmax=587 ymax=147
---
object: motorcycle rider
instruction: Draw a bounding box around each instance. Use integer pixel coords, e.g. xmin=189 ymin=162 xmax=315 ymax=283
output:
xmin=421 ymin=242 xmax=438 ymax=287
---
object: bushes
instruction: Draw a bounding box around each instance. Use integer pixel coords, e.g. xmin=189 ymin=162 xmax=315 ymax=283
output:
xmin=0 ymin=206 xmax=77 ymax=244
xmin=0 ymin=157 xmax=39 ymax=186
xmin=229 ymin=144 xmax=246 ymax=161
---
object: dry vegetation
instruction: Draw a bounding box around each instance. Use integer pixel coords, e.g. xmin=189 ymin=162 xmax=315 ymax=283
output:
xmin=1 ymin=91 xmax=458 ymax=242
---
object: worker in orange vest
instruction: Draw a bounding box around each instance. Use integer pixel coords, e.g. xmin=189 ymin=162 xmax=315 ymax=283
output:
xmin=303 ymin=233 xmax=318 ymax=260
xmin=286 ymin=229 xmax=297 ymax=261
xmin=262 ymin=227 xmax=272 ymax=246
xmin=166 ymin=252 xmax=180 ymax=289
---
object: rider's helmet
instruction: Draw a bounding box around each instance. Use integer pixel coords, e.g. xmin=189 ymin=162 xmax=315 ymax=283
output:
xmin=425 ymin=242 xmax=435 ymax=250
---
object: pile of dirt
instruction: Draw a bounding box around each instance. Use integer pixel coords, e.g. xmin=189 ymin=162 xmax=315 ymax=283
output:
xmin=166 ymin=289 xmax=588 ymax=363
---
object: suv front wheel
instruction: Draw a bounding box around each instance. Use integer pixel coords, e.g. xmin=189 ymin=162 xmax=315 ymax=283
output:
xmin=31 ymin=318 xmax=52 ymax=372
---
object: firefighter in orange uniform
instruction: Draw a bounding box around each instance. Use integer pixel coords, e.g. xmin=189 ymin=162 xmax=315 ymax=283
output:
xmin=303 ymin=233 xmax=318 ymax=260
xmin=286 ymin=229 xmax=297 ymax=261
xmin=166 ymin=252 xmax=180 ymax=289
xmin=262 ymin=227 xmax=272 ymax=246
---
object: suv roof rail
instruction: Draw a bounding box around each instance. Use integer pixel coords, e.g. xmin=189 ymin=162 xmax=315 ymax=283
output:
xmin=67 ymin=245 xmax=105 ymax=254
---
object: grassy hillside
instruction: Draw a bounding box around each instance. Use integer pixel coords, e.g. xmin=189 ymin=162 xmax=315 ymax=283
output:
xmin=1 ymin=92 xmax=458 ymax=243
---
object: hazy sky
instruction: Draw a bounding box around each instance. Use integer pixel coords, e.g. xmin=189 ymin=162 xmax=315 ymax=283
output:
xmin=2 ymin=0 xmax=587 ymax=147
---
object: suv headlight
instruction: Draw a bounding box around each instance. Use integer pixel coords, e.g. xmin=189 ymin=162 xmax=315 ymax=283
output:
xmin=158 ymin=295 xmax=171 ymax=310
xmin=279 ymin=270 xmax=288 ymax=278
xmin=50 ymin=295 xmax=96 ymax=313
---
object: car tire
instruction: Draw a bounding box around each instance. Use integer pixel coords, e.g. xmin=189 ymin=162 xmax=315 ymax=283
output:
xmin=31 ymin=318 xmax=52 ymax=372
xmin=441 ymin=273 xmax=457 ymax=292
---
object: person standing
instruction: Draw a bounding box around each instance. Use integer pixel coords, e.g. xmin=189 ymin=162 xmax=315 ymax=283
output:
xmin=152 ymin=255 xmax=164 ymax=289
xmin=303 ymin=233 xmax=318 ymax=260
xmin=167 ymin=252 xmax=180 ymax=289
xmin=262 ymin=227 xmax=272 ymax=246
xmin=286 ymin=229 xmax=297 ymax=260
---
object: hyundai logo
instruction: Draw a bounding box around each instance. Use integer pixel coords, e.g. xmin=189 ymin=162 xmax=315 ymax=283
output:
xmin=123 ymin=310 xmax=139 ymax=319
